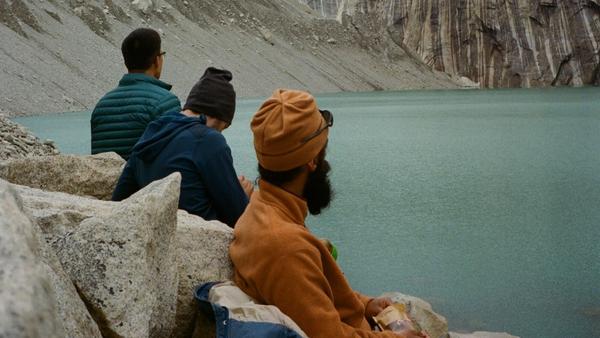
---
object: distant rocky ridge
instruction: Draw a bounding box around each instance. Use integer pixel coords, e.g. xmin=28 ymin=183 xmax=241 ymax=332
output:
xmin=303 ymin=0 xmax=600 ymax=88
xmin=0 ymin=0 xmax=458 ymax=116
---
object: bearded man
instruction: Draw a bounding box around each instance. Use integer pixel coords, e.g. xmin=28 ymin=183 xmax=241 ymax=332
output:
xmin=229 ymin=89 xmax=426 ymax=338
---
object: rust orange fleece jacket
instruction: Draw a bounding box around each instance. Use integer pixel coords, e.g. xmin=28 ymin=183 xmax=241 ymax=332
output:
xmin=230 ymin=180 xmax=398 ymax=338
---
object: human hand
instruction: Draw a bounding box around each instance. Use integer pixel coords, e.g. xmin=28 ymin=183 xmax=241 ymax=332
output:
xmin=394 ymin=329 xmax=429 ymax=338
xmin=365 ymin=297 xmax=394 ymax=318
xmin=238 ymin=175 xmax=254 ymax=198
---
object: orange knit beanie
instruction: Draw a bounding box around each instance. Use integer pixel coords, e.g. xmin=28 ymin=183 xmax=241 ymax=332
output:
xmin=251 ymin=89 xmax=329 ymax=171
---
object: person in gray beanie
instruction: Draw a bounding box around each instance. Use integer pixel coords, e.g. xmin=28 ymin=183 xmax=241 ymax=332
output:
xmin=184 ymin=67 xmax=236 ymax=125
xmin=112 ymin=67 xmax=253 ymax=227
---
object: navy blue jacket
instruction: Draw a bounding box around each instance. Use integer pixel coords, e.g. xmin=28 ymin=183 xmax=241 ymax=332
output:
xmin=112 ymin=111 xmax=248 ymax=227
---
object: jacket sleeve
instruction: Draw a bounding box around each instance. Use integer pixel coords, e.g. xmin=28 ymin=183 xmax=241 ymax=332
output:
xmin=197 ymin=141 xmax=248 ymax=227
xmin=111 ymin=160 xmax=140 ymax=201
xmin=260 ymin=247 xmax=399 ymax=338
xmin=356 ymin=292 xmax=374 ymax=309
xmin=153 ymin=94 xmax=181 ymax=120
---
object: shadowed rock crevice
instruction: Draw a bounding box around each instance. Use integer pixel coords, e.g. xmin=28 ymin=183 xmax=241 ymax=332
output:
xmin=44 ymin=9 xmax=62 ymax=23
xmin=74 ymin=284 xmax=121 ymax=338
xmin=552 ymin=53 xmax=574 ymax=86
xmin=593 ymin=59 xmax=600 ymax=85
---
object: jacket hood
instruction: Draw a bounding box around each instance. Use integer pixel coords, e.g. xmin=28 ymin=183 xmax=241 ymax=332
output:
xmin=131 ymin=112 xmax=206 ymax=162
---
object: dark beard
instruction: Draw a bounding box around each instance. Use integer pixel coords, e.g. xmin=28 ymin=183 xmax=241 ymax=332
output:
xmin=303 ymin=158 xmax=334 ymax=215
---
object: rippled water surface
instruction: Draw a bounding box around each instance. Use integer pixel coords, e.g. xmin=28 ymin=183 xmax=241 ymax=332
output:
xmin=15 ymin=87 xmax=600 ymax=338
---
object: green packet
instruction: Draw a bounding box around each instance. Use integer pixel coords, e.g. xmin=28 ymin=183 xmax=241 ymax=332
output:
xmin=320 ymin=238 xmax=338 ymax=261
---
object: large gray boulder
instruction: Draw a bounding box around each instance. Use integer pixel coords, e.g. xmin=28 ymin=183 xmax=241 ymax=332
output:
xmin=15 ymin=179 xmax=236 ymax=338
xmin=173 ymin=211 xmax=234 ymax=338
xmin=0 ymin=180 xmax=64 ymax=337
xmin=0 ymin=152 xmax=125 ymax=200
xmin=381 ymin=292 xmax=449 ymax=338
xmin=0 ymin=179 xmax=102 ymax=338
xmin=15 ymin=183 xmax=113 ymax=243
xmin=50 ymin=173 xmax=181 ymax=338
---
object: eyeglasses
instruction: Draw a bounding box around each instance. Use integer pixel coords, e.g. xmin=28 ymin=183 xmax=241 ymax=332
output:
xmin=301 ymin=109 xmax=333 ymax=144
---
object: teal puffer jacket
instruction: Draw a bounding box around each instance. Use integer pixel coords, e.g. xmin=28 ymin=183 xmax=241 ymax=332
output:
xmin=91 ymin=73 xmax=181 ymax=159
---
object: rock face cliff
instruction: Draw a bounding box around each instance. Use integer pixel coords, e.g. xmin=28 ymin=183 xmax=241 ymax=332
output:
xmin=0 ymin=0 xmax=457 ymax=116
xmin=308 ymin=0 xmax=600 ymax=88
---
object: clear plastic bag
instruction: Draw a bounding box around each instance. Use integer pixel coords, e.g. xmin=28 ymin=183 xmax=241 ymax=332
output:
xmin=373 ymin=303 xmax=422 ymax=333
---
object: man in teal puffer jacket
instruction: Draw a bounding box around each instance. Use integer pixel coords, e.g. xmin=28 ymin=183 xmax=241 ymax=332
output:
xmin=91 ymin=28 xmax=181 ymax=159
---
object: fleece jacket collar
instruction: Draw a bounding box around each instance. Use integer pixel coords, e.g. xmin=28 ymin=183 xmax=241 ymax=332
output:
xmin=257 ymin=179 xmax=308 ymax=226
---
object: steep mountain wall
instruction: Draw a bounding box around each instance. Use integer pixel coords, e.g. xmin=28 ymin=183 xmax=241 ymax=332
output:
xmin=0 ymin=0 xmax=457 ymax=116
xmin=311 ymin=0 xmax=600 ymax=88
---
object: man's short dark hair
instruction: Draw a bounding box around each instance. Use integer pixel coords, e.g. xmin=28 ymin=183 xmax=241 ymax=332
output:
xmin=258 ymin=164 xmax=304 ymax=187
xmin=121 ymin=28 xmax=161 ymax=71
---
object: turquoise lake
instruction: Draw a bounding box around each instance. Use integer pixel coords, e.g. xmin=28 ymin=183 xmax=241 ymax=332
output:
xmin=14 ymin=87 xmax=600 ymax=338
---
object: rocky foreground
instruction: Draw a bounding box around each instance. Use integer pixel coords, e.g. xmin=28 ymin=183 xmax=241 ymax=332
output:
xmin=0 ymin=119 xmax=521 ymax=338
xmin=0 ymin=155 xmax=519 ymax=338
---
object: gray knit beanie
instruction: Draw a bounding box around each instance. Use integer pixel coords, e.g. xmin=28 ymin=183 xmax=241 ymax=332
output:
xmin=183 ymin=67 xmax=236 ymax=124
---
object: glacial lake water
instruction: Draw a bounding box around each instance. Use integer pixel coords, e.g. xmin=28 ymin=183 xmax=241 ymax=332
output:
xmin=13 ymin=87 xmax=600 ymax=338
